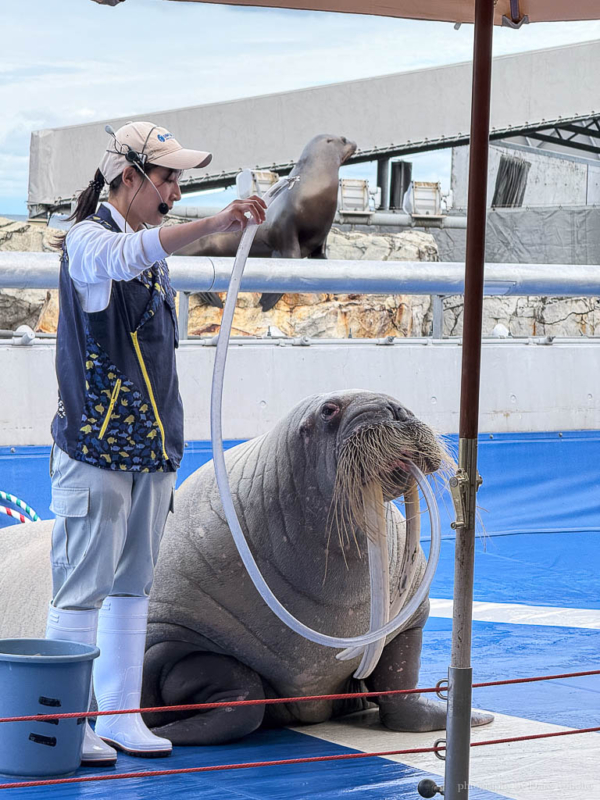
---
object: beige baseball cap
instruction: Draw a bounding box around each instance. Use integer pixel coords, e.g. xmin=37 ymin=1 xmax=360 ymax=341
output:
xmin=99 ymin=121 xmax=213 ymax=184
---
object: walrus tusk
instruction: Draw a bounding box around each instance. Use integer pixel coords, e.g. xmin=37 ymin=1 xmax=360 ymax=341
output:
xmin=387 ymin=480 xmax=421 ymax=621
xmin=338 ymin=479 xmax=421 ymax=678
xmin=350 ymin=481 xmax=389 ymax=679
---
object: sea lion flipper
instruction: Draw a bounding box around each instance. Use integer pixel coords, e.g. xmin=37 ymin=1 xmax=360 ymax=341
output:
xmin=195 ymin=292 xmax=223 ymax=309
xmin=259 ymin=245 xmax=301 ymax=312
xmin=259 ymin=293 xmax=283 ymax=312
xmin=308 ymin=242 xmax=327 ymax=259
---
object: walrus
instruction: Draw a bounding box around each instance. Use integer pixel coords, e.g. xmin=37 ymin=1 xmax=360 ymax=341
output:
xmin=178 ymin=134 xmax=357 ymax=311
xmin=141 ymin=390 xmax=493 ymax=745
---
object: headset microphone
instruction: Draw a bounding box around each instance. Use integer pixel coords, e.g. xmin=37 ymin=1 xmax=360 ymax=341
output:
xmin=135 ymin=169 xmax=169 ymax=215
xmin=154 ymin=194 xmax=170 ymax=216
xmin=105 ymin=125 xmax=169 ymax=215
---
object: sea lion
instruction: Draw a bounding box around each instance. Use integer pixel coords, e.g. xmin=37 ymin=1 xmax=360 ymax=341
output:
xmin=141 ymin=390 xmax=493 ymax=745
xmin=179 ymin=134 xmax=357 ymax=311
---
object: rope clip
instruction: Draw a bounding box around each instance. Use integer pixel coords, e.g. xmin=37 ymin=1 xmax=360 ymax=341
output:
xmin=435 ymin=679 xmax=449 ymax=700
xmin=433 ymin=738 xmax=446 ymax=761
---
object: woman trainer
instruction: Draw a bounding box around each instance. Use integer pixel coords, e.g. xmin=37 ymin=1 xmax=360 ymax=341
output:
xmin=46 ymin=121 xmax=266 ymax=766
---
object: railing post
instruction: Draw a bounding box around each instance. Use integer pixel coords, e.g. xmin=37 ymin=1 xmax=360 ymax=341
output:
xmin=431 ymin=295 xmax=444 ymax=338
xmin=178 ymin=291 xmax=190 ymax=341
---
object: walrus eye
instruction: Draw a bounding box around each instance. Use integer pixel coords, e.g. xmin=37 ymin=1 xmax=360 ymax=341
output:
xmin=321 ymin=402 xmax=340 ymax=421
xmin=341 ymin=137 xmax=347 ymax=144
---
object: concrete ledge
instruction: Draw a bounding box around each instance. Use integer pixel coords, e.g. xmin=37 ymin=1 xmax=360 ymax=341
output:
xmin=1 ymin=339 xmax=598 ymax=445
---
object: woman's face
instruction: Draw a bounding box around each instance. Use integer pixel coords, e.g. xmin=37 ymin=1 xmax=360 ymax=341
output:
xmin=119 ymin=165 xmax=183 ymax=228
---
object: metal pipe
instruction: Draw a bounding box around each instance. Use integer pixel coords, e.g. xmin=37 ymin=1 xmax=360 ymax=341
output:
xmin=171 ymin=206 xmax=469 ymax=228
xmin=445 ymin=2 xmax=495 ymax=799
xmin=444 ymin=667 xmax=474 ymax=799
xmin=352 ymin=213 xmax=468 ymax=228
xmin=3 ymin=252 xmax=600 ymax=296
xmin=377 ymin=158 xmax=391 ymax=210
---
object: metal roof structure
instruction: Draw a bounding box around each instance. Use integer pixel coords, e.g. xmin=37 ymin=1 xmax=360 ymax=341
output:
xmin=28 ymin=39 xmax=600 ymax=216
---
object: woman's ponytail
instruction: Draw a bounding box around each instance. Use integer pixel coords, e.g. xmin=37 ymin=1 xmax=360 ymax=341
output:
xmin=52 ymin=168 xmax=106 ymax=249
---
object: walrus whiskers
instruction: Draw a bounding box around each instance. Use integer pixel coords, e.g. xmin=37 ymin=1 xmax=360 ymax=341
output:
xmin=327 ymin=422 xmax=447 ymax=557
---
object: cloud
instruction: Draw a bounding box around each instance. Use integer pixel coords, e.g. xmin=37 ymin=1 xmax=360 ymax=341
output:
xmin=2 ymin=0 xmax=600 ymax=213
xmin=0 ymin=64 xmax=87 ymax=82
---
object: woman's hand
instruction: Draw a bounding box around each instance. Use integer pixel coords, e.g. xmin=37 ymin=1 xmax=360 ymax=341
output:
xmin=159 ymin=195 xmax=268 ymax=256
xmin=214 ymin=196 xmax=268 ymax=233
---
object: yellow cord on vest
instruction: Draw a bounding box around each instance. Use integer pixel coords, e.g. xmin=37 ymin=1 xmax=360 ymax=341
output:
xmin=130 ymin=331 xmax=169 ymax=462
xmin=98 ymin=378 xmax=122 ymax=440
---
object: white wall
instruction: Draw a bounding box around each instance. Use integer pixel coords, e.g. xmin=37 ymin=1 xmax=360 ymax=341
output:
xmin=451 ymin=144 xmax=596 ymax=210
xmin=1 ymin=340 xmax=599 ymax=447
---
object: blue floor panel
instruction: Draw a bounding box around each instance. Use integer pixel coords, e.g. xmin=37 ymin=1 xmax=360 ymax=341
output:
xmin=1 ymin=729 xmax=507 ymax=800
xmin=421 ymin=618 xmax=600 ymax=729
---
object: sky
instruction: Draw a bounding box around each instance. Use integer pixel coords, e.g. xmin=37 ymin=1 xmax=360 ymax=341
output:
xmin=2 ymin=1 xmax=600 ymax=215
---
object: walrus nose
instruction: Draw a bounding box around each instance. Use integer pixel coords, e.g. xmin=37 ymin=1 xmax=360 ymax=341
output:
xmin=389 ymin=404 xmax=412 ymax=423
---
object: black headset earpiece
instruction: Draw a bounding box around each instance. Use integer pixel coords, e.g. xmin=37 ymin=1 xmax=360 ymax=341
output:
xmin=125 ymin=149 xmax=144 ymax=167
xmin=105 ymin=124 xmax=169 ymax=215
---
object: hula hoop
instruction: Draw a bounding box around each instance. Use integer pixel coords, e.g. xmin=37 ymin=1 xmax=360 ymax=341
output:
xmin=0 ymin=505 xmax=27 ymax=524
xmin=0 ymin=491 xmax=40 ymax=522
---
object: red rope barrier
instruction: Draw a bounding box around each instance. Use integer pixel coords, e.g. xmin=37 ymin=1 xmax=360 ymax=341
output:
xmin=0 ymin=687 xmax=435 ymax=724
xmin=471 ymin=725 xmax=600 ymax=748
xmin=0 ymin=668 xmax=598 ymax=725
xmin=472 ymin=668 xmax=600 ymax=690
xmin=0 ymin=726 xmax=598 ymax=791
xmin=0 ymin=746 xmax=442 ymax=791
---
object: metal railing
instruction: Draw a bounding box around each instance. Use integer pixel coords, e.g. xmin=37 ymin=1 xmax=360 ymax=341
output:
xmin=1 ymin=252 xmax=599 ymax=341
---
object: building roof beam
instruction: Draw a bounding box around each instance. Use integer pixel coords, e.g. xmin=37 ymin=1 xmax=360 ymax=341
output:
xmin=525 ymin=131 xmax=600 ymax=156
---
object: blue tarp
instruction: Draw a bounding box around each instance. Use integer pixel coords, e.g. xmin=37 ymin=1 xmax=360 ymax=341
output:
xmin=2 ymin=431 xmax=599 ymax=535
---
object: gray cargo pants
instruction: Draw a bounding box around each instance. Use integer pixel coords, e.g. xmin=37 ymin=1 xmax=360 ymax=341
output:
xmin=49 ymin=445 xmax=176 ymax=610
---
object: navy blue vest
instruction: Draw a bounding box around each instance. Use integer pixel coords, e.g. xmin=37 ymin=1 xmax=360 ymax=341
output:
xmin=51 ymin=205 xmax=184 ymax=472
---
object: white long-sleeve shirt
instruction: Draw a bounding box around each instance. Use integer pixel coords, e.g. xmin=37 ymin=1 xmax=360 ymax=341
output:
xmin=65 ymin=202 xmax=169 ymax=313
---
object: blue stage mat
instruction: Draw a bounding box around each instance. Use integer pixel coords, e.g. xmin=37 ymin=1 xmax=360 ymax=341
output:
xmin=421 ymin=618 xmax=600 ymax=730
xmin=1 ymin=728 xmax=508 ymax=800
xmin=1 ymin=616 xmax=595 ymax=799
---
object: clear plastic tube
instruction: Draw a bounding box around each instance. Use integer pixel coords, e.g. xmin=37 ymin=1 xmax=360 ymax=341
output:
xmin=210 ymin=176 xmax=442 ymax=650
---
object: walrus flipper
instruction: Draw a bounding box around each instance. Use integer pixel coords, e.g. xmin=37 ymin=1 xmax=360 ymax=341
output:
xmin=367 ymin=627 xmax=494 ymax=732
xmin=145 ymin=648 xmax=266 ymax=746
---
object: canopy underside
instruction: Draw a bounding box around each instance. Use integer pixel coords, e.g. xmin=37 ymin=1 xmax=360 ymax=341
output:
xmin=165 ymin=0 xmax=600 ymax=25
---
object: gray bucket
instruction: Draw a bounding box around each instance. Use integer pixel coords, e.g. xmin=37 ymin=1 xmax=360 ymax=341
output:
xmin=0 ymin=639 xmax=99 ymax=778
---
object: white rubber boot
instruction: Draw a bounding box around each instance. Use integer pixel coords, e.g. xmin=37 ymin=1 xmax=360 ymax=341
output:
xmin=46 ymin=605 xmax=118 ymax=768
xmin=94 ymin=596 xmax=172 ymax=758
